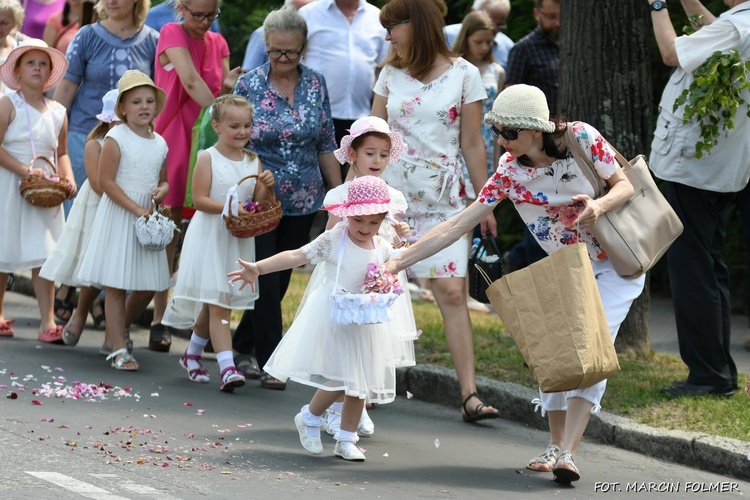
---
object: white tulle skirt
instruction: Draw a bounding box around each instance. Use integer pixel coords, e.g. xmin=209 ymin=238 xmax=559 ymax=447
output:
xmin=40 ymin=180 xmax=101 ymax=287
xmin=76 ymin=185 xmax=170 ymax=291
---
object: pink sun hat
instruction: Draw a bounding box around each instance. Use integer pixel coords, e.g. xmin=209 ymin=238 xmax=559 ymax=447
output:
xmin=333 ymin=116 xmax=408 ymax=165
xmin=0 ymin=38 xmax=68 ymax=93
xmin=325 ymin=176 xmax=407 ymax=218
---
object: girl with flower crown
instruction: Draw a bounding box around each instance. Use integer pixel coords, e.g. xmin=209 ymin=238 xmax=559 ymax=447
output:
xmin=229 ymin=176 xmax=412 ymax=462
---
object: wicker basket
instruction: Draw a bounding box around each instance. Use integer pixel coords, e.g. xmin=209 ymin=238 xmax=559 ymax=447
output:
xmin=223 ymin=174 xmax=282 ymax=238
xmin=18 ymin=156 xmax=69 ymax=208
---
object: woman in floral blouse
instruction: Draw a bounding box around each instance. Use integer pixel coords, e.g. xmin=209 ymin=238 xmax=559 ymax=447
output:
xmin=372 ymin=0 xmax=498 ymax=422
xmin=384 ymin=84 xmax=645 ymax=484
xmin=233 ymin=5 xmax=341 ymax=390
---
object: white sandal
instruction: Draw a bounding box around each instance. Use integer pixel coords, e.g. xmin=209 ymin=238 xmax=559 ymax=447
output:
xmin=106 ymin=347 xmax=139 ymax=371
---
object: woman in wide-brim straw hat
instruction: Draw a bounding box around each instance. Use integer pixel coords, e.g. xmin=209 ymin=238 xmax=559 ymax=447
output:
xmin=382 ymin=84 xmax=646 ymax=484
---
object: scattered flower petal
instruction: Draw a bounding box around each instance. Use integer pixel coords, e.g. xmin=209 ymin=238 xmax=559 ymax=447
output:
xmin=6 ymin=392 xmax=17 ymax=399
xmin=184 ymin=402 xmax=193 ymax=407
xmin=32 ymin=400 xmax=42 ymax=405
xmin=382 ymin=453 xmax=388 ymax=457
xmin=416 ymin=329 xmax=423 ymax=338
xmin=434 ymin=438 xmax=440 ymax=448
xmin=151 ymin=393 xmax=159 ymax=397
xmin=197 ymin=409 xmax=206 ymax=413
xmin=406 ymin=391 xmax=413 ymax=399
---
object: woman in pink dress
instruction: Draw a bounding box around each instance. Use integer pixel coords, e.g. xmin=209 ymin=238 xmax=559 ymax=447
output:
xmin=150 ymin=0 xmax=240 ymax=352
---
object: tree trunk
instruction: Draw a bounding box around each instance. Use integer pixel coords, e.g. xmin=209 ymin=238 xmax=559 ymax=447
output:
xmin=559 ymin=0 xmax=654 ymax=355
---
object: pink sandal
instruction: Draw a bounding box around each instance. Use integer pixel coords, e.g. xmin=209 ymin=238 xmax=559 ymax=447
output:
xmin=38 ymin=325 xmax=64 ymax=344
xmin=179 ymin=353 xmax=210 ymax=383
xmin=220 ymin=366 xmax=245 ymax=393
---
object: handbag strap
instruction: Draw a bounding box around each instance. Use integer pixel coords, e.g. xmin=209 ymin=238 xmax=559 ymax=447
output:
xmin=565 ymin=122 xmax=633 ymax=198
xmin=332 ymin=227 xmax=380 ymax=295
xmin=472 ymin=236 xmax=501 ymax=259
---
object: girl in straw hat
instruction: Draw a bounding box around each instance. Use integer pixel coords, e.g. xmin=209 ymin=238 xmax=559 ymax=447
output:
xmin=76 ymin=70 xmax=169 ymax=371
xmin=229 ymin=176 xmax=412 ymax=462
xmin=0 ymin=38 xmax=75 ymax=342
xmin=382 ymin=84 xmax=646 ymax=483
xmin=320 ymin=115 xmax=416 ymax=440
xmin=40 ymin=89 xmax=121 ymax=350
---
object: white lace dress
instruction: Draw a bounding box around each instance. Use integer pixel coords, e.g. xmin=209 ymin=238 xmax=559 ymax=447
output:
xmin=322 ymin=182 xmax=416 ymax=368
xmin=76 ymin=125 xmax=170 ymax=291
xmin=40 ymin=138 xmax=105 ymax=286
xmin=0 ymin=92 xmax=65 ymax=272
xmin=163 ymin=147 xmax=259 ymax=329
xmin=264 ymin=224 xmax=409 ymax=404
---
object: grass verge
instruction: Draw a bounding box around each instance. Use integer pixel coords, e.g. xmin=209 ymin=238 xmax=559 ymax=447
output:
xmin=276 ymin=271 xmax=749 ymax=442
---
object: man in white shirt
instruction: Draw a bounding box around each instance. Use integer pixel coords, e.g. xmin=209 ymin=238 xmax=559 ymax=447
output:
xmin=241 ymin=0 xmax=315 ymax=72
xmin=298 ymin=0 xmax=389 ymax=152
xmin=444 ymin=0 xmax=513 ymax=68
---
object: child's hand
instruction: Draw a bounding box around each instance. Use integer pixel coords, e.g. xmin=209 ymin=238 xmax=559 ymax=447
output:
xmin=227 ymin=258 xmax=260 ymax=292
xmin=393 ymin=221 xmax=411 ymax=239
xmin=152 ymin=185 xmax=168 ymax=204
xmin=135 ymin=206 xmax=151 ymax=218
xmin=258 ymin=170 xmax=275 ymax=188
xmin=65 ymin=178 xmax=78 ymax=199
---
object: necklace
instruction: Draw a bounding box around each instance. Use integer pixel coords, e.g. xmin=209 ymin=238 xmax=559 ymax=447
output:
xmin=270 ymin=73 xmax=298 ymax=103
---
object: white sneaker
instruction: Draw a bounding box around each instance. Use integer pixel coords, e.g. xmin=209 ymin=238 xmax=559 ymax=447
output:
xmin=357 ymin=407 xmax=375 ymax=437
xmin=334 ymin=440 xmax=366 ymax=461
xmin=324 ymin=408 xmax=342 ymax=436
xmin=294 ymin=413 xmax=323 ymax=455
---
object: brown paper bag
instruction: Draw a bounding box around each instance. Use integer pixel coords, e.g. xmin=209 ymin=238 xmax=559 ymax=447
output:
xmin=485 ymin=243 xmax=619 ymax=392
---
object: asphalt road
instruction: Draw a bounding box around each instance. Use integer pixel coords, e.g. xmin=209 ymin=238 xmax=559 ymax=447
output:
xmin=0 ymin=290 xmax=746 ymax=500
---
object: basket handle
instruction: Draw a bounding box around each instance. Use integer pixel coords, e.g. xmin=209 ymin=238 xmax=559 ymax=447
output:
xmin=224 ymin=174 xmax=276 ymax=218
xmin=29 ymin=156 xmax=57 ymax=176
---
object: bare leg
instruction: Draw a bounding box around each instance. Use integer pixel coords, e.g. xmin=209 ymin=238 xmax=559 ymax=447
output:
xmin=0 ymin=272 xmax=8 ymax=322
xmin=151 ymin=206 xmax=182 ymax=326
xmin=124 ymin=290 xmax=156 ymax=328
xmin=431 ymin=276 xmax=497 ymax=415
xmin=560 ymin=397 xmax=594 ymax=455
xmin=309 ymin=388 xmax=345 ymax=417
xmin=64 ymin=286 xmax=101 ymax=342
xmin=104 ymin=287 xmax=138 ymax=369
xmin=340 ymin=395 xmax=365 ymax=433
xmin=547 ymin=410 xmax=566 ymax=448
xmin=207 ymin=304 xmax=232 ymax=353
xmin=31 ymin=268 xmax=56 ymax=332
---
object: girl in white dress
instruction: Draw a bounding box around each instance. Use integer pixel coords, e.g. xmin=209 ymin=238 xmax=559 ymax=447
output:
xmin=40 ymin=89 xmax=119 ymax=347
xmin=164 ymin=95 xmax=275 ymax=393
xmin=76 ymin=70 xmax=169 ymax=371
xmin=320 ymin=116 xmax=415 ymax=439
xmin=0 ymin=39 xmax=75 ymax=340
xmin=229 ymin=176 xmax=410 ymax=462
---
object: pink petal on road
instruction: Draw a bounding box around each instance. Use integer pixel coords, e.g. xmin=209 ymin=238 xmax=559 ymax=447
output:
xmin=31 ymin=400 xmax=42 ymax=405
xmin=184 ymin=402 xmax=193 ymax=407
xmin=406 ymin=391 xmax=413 ymax=399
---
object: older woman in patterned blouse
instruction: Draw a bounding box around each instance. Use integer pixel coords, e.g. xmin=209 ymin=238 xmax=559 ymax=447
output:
xmin=232 ymin=5 xmax=341 ymax=390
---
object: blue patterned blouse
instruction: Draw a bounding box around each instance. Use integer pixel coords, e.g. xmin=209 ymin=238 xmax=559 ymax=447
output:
xmin=234 ymin=62 xmax=337 ymax=216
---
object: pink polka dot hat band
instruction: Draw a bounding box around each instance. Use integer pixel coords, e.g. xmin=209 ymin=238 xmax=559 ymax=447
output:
xmin=325 ymin=176 xmax=407 ymax=218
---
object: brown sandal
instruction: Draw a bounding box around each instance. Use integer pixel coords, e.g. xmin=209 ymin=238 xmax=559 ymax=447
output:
xmin=461 ymin=392 xmax=500 ymax=422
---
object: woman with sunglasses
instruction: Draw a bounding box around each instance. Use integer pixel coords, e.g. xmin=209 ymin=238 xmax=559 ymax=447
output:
xmin=372 ymin=0 xmax=499 ymax=423
xmin=383 ymin=84 xmax=645 ymax=483
xmin=148 ymin=0 xmax=241 ymax=352
xmin=232 ymin=6 xmax=341 ymax=390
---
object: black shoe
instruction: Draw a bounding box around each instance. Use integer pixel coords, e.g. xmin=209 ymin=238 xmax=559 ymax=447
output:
xmin=660 ymin=381 xmax=736 ymax=399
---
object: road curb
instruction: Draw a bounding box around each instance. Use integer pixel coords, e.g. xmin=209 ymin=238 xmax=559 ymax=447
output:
xmin=12 ymin=271 xmax=748 ymax=480
xmin=396 ymin=364 xmax=749 ymax=481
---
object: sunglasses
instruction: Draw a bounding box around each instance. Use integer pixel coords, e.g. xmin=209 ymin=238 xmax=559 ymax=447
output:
xmin=491 ymin=127 xmax=525 ymax=141
xmin=385 ymin=18 xmax=411 ymax=35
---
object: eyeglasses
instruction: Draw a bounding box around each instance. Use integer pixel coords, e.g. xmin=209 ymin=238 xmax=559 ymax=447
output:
xmin=267 ymin=44 xmax=305 ymax=61
xmin=385 ymin=18 xmax=411 ymax=35
xmin=183 ymin=6 xmax=220 ymax=22
xmin=491 ymin=127 xmax=525 ymax=141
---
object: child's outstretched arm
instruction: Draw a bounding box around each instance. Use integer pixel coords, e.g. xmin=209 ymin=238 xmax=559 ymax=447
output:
xmin=228 ymin=249 xmax=309 ymax=292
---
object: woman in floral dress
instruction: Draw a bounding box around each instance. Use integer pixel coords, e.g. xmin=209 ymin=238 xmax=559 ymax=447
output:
xmin=233 ymin=6 xmax=341 ymax=389
xmin=372 ymin=0 xmax=499 ymax=422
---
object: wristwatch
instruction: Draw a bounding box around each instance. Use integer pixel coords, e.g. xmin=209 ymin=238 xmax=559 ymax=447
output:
xmin=650 ymin=1 xmax=667 ymax=12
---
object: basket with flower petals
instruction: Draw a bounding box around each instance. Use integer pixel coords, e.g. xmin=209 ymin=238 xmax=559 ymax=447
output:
xmin=18 ymin=156 xmax=70 ymax=208
xmin=331 ymin=263 xmax=404 ymax=325
xmin=223 ymin=174 xmax=282 ymax=238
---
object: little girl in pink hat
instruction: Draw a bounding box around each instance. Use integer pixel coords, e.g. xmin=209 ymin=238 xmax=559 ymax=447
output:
xmin=229 ymin=176 xmax=412 ymax=462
